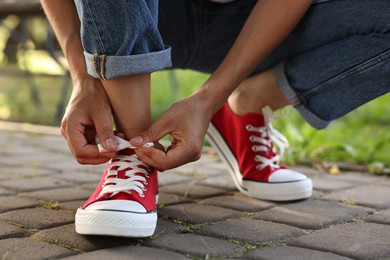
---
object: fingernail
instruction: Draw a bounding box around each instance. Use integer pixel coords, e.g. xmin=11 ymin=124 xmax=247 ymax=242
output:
xmin=132 ymin=136 xmax=143 ymax=144
xmin=106 ymin=138 xmax=116 ymax=149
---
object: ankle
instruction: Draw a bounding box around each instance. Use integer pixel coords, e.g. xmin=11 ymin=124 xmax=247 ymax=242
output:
xmin=228 ymin=91 xmax=262 ymax=116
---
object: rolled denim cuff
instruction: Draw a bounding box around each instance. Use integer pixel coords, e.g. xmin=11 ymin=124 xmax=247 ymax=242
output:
xmin=84 ymin=47 xmax=172 ymax=80
xmin=274 ymin=61 xmax=330 ymax=130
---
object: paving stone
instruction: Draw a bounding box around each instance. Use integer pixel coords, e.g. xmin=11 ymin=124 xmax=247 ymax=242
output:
xmin=154 ymin=219 xmax=183 ymax=238
xmin=172 ymin=157 xmax=227 ymax=177
xmin=288 ymin=222 xmax=390 ymax=260
xmin=1 ymin=150 xmax=69 ymax=168
xmin=196 ymin=218 xmax=305 ymax=244
xmin=3 ymin=127 xmax=390 ymax=258
xmin=0 ymin=238 xmax=75 ymax=259
xmin=32 ymin=224 xmax=138 ymax=252
xmin=195 ymin=173 xmax=238 ymax=191
xmin=59 ymin=200 xmax=84 ymax=212
xmin=63 ymin=245 xmax=189 ymax=260
xmin=0 ymin=222 xmax=29 ymax=239
xmin=0 ymin=166 xmax=55 ymax=181
xmin=322 ymin=185 xmax=390 ymax=209
xmin=158 ymin=171 xmax=193 ymax=187
xmin=55 ymin=171 xmax=103 ymax=184
xmin=0 ymin=208 xmax=74 ymax=230
xmin=80 ymin=182 xmax=100 ymax=191
xmin=311 ymin=190 xmax=326 ymax=199
xmin=252 ymin=200 xmax=373 ymax=229
xmin=0 ymin=196 xmax=39 ymax=213
xmin=330 ymin=171 xmax=384 ymax=184
xmin=159 ymin=183 xmax=227 ymax=199
xmin=28 ymin=135 xmax=69 ymax=152
xmin=44 ymin=160 xmax=106 ymax=174
xmin=327 ymin=162 xmax=369 ymax=173
xmin=312 ymin=162 xmax=369 ymax=173
xmin=158 ymin=203 xmax=242 ymax=224
xmin=145 ymin=233 xmax=245 ymax=258
xmin=289 ymin=166 xmax=323 ymax=178
xmin=243 ymin=245 xmax=353 ymax=260
xmin=158 ymin=193 xmax=193 ymax=207
xmin=0 ymin=187 xmax=13 ymax=196
xmin=199 ymin=193 xmax=275 ymax=212
xmin=0 ymin=176 xmax=73 ymax=192
xmin=20 ymin=187 xmax=91 ymax=202
xmin=311 ymin=175 xmax=362 ymax=192
xmin=365 ymin=209 xmax=390 ymax=225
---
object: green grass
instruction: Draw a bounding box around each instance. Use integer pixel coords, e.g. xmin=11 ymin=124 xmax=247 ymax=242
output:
xmin=273 ymin=93 xmax=390 ymax=166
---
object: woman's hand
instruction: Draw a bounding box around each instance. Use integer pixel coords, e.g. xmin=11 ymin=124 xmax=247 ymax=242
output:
xmin=130 ymin=90 xmax=215 ymax=171
xmin=61 ymin=77 xmax=117 ymax=164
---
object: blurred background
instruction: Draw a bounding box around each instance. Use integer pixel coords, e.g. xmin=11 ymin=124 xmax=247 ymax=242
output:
xmin=1 ymin=0 xmax=389 ymax=174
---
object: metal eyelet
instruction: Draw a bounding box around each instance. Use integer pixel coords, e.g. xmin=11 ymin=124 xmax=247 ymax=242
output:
xmin=140 ymin=193 xmax=145 ymax=197
xmin=144 ymin=181 xmax=148 ymax=185
xmin=246 ymin=124 xmax=252 ymax=131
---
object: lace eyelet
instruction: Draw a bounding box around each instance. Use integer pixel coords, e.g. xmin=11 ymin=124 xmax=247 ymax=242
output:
xmin=246 ymin=124 xmax=252 ymax=131
xmin=251 ymin=146 xmax=258 ymax=152
xmin=140 ymin=193 xmax=145 ymax=197
xmin=249 ymin=136 xmax=255 ymax=142
xmin=144 ymin=181 xmax=149 ymax=185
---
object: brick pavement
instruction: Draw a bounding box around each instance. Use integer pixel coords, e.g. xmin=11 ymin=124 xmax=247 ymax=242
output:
xmin=0 ymin=122 xmax=389 ymax=259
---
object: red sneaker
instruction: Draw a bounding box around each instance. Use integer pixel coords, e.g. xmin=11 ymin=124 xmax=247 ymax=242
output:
xmin=207 ymin=103 xmax=312 ymax=201
xmin=75 ymin=147 xmax=158 ymax=237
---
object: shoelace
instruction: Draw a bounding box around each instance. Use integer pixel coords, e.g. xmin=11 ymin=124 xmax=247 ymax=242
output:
xmin=96 ymin=136 xmax=154 ymax=198
xmin=246 ymin=106 xmax=289 ymax=170
xmin=98 ymin=154 xmax=150 ymax=198
xmin=96 ymin=136 xmax=153 ymax=152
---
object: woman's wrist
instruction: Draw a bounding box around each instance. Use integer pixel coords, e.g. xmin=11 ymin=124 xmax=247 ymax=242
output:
xmin=195 ymin=76 xmax=238 ymax=117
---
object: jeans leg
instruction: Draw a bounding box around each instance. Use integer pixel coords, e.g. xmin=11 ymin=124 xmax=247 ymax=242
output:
xmin=273 ymin=0 xmax=390 ymax=129
xmin=276 ymin=35 xmax=390 ymax=129
xmin=74 ymin=0 xmax=171 ymax=79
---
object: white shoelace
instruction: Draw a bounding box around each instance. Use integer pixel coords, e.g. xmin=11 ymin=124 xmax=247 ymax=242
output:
xmin=98 ymin=154 xmax=150 ymax=198
xmin=96 ymin=136 xmax=153 ymax=152
xmin=95 ymin=136 xmax=154 ymax=199
xmin=246 ymin=106 xmax=289 ymax=171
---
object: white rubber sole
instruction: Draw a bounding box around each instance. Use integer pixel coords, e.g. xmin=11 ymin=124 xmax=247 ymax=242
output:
xmin=206 ymin=123 xmax=313 ymax=201
xmin=75 ymin=208 xmax=157 ymax=237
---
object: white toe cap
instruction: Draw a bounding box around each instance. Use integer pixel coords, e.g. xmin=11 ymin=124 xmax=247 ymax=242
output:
xmin=268 ymin=169 xmax=308 ymax=183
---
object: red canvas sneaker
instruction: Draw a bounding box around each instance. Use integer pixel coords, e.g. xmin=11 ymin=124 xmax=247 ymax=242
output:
xmin=75 ymin=141 xmax=158 ymax=237
xmin=207 ymin=102 xmax=312 ymax=201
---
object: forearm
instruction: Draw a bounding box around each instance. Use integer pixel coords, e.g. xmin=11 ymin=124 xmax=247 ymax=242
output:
xmin=199 ymin=0 xmax=312 ymax=113
xmin=40 ymin=0 xmax=87 ymax=83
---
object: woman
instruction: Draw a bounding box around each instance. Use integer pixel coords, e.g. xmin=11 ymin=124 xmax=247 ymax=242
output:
xmin=41 ymin=0 xmax=390 ymax=237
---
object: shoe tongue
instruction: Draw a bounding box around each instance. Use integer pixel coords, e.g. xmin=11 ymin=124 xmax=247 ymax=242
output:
xmin=244 ymin=112 xmax=265 ymax=126
xmin=118 ymin=148 xmax=136 ymax=156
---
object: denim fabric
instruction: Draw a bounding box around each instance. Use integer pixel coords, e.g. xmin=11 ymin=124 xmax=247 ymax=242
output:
xmin=159 ymin=0 xmax=390 ymax=129
xmin=74 ymin=0 xmax=171 ymax=79
xmin=75 ymin=0 xmax=390 ymax=129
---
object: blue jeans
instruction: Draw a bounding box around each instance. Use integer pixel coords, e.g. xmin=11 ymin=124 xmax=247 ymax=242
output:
xmin=74 ymin=0 xmax=390 ymax=129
